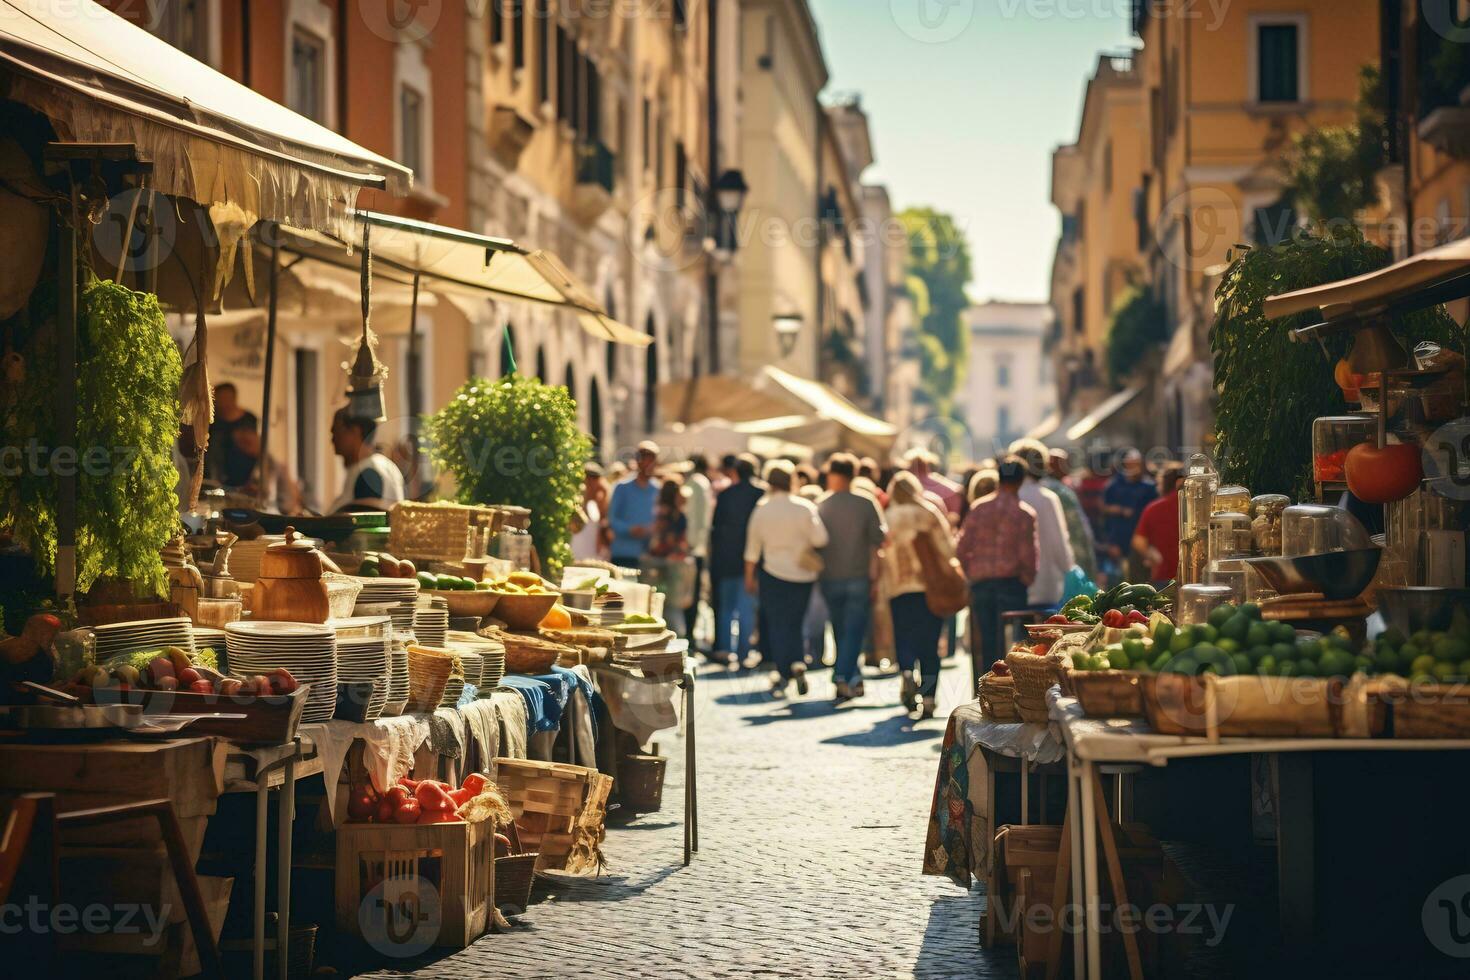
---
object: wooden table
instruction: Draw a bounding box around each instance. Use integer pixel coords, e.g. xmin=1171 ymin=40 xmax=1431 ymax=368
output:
xmin=590 ymin=660 xmax=698 ymax=866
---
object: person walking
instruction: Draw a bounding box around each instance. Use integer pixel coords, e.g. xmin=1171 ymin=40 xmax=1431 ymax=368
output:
xmin=880 ymin=471 xmax=954 ymax=718
xmin=817 ymin=453 xmax=887 ymax=703
xmin=709 ymin=455 xmax=762 ymax=667
xmin=1037 ymin=444 xmax=1099 ymax=583
xmin=646 ymin=477 xmax=692 ymax=636
xmin=1009 ymin=442 xmax=1076 ymax=610
xmin=958 ymin=458 xmax=1039 ymax=675
xmin=1103 ymin=449 xmax=1158 ymax=583
xmin=904 ymin=448 xmax=963 ymax=527
xmin=744 ymin=460 xmax=828 ymax=698
xmin=607 ymin=441 xmax=661 ymax=569
xmin=1132 ymin=462 xmax=1184 ymax=585
xmin=683 ymin=455 xmax=714 ymax=648
xmin=570 ymin=462 xmax=609 ymax=562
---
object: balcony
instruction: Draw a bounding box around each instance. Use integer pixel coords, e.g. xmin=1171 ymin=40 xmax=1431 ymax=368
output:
xmin=488 ymin=105 xmax=536 ymax=169
xmin=572 ymin=139 xmax=616 ymax=224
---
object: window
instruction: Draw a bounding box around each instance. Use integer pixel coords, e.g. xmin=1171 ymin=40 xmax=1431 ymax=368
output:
xmin=399 ymin=87 xmax=426 ymax=176
xmin=655 ymin=110 xmax=665 ymax=186
xmin=573 ymin=51 xmax=586 ymax=135
xmin=556 ymin=25 xmax=570 ymax=122
xmin=1072 ymin=287 xmax=1085 ymax=336
xmin=490 ymin=0 xmax=503 ymax=45
xmin=535 ymin=347 xmax=547 ymax=381
xmin=642 ymin=99 xmax=652 ymax=173
xmin=996 ymin=406 xmax=1012 ymax=441
xmin=673 ymin=0 xmax=688 ymax=30
xmin=149 ymin=0 xmax=212 ymax=64
xmin=1256 ymin=22 xmax=1301 ymax=103
xmin=996 ymin=355 xmax=1012 ymax=389
xmin=510 ymin=0 xmax=525 ymax=72
xmin=289 ymin=28 xmax=327 ymax=123
xmin=587 ymin=61 xmax=602 ymax=142
xmin=674 ymin=141 xmax=687 ymax=208
xmin=1103 ymin=141 xmax=1113 ymax=192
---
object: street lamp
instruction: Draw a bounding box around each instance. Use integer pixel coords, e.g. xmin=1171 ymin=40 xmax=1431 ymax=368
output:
xmin=773 ymin=313 xmax=803 ymax=358
xmin=710 ymin=168 xmax=749 ymax=261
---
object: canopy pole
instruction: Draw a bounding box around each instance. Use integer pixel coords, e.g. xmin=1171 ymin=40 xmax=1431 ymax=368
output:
xmin=54 ymin=179 xmax=80 ymax=600
xmin=407 ymin=271 xmax=423 ymax=497
xmin=256 ymin=229 xmax=280 ymax=507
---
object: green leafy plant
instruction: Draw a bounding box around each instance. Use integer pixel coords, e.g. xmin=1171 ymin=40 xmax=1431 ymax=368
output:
xmin=1104 ymin=286 xmax=1169 ymax=385
xmin=1212 ymin=227 xmax=1463 ymax=497
xmin=899 ymin=207 xmax=972 ymax=418
xmin=425 ymin=374 xmax=591 ymax=576
xmin=1285 ymin=67 xmax=1388 ymax=225
xmin=1 ymin=277 xmax=182 ymax=595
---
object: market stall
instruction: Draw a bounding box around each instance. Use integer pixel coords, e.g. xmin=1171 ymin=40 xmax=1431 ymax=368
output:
xmin=929 ymin=235 xmax=1469 ymax=977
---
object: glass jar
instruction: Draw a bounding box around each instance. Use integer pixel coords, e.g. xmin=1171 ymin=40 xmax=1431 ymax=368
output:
xmin=1282 ymin=504 xmax=1372 ymax=556
xmin=1250 ymin=494 xmax=1290 ymax=556
xmin=1179 ymin=453 xmax=1219 ymax=587
xmin=1313 ymin=415 xmax=1375 ymax=487
xmin=1213 ymin=485 xmax=1252 ymax=516
xmin=1209 ymin=512 xmax=1253 ymax=562
xmin=1178 ymin=583 xmax=1237 ymax=626
xmin=1207 ymin=558 xmax=1249 ymax=605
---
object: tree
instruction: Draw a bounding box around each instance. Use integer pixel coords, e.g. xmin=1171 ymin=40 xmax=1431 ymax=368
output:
xmin=1285 ymin=67 xmax=1387 ymax=225
xmin=1104 ymin=286 xmax=1168 ymax=385
xmin=899 ymin=207 xmax=973 ymax=417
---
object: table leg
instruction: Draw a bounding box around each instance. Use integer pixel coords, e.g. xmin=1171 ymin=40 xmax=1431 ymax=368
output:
xmin=1080 ymin=760 xmax=1102 ymax=980
xmin=1020 ymin=757 xmax=1030 ymax=826
xmin=253 ymin=781 xmax=267 ymax=980
xmin=688 ymin=673 xmax=698 ymax=854
xmin=1273 ymin=753 xmax=1315 ymax=943
xmin=277 ymin=755 xmax=296 ymax=980
xmin=1039 ymin=772 xmax=1047 ymax=825
xmin=1068 ymin=764 xmax=1085 ymax=979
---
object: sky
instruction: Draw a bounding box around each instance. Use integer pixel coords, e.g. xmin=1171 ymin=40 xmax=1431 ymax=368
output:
xmin=806 ymin=0 xmax=1136 ymax=304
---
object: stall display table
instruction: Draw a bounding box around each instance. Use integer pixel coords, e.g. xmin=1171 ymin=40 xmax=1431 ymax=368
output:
xmin=1049 ymin=693 xmax=1470 ymax=979
xmin=590 ymin=659 xmax=698 ymax=865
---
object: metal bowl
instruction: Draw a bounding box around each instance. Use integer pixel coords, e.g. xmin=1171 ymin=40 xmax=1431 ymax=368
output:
xmin=1244 ymin=548 xmax=1382 ymax=601
xmin=1375 ymin=587 xmax=1470 ymax=634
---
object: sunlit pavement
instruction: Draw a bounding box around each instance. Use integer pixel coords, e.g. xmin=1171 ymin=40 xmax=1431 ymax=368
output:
xmin=355 ymin=652 xmax=1014 ymax=979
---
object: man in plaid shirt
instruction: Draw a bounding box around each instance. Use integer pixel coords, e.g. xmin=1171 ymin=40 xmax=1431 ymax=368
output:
xmin=957 ymin=457 xmax=1039 ymax=674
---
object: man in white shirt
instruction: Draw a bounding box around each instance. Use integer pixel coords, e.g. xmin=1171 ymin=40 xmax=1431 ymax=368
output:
xmin=744 ymin=460 xmax=829 ymax=698
xmin=1012 ymin=446 xmax=1075 ymax=608
xmin=328 ymin=408 xmax=406 ymax=513
xmin=683 ymin=454 xmax=714 ymax=651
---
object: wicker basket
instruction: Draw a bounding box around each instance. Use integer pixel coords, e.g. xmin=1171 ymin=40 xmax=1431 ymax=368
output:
xmin=1004 ymin=648 xmax=1064 ymax=723
xmin=406 ymin=645 xmax=455 ymax=713
xmin=1140 ymin=673 xmax=1210 ymax=736
xmin=494 ymin=824 xmax=538 ymax=913
xmin=325 ymin=573 xmax=364 ymax=620
xmin=388 ymin=501 xmax=505 ymax=563
xmin=496 ymin=631 xmax=572 ymax=676
xmin=1069 ymin=670 xmax=1144 ymax=717
xmin=978 ymin=672 xmax=1020 ymax=722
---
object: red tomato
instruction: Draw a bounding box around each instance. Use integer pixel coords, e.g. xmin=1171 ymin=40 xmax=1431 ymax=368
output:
xmin=375 ymin=798 xmax=396 ymax=824
xmin=393 ymin=799 xmax=422 ymax=824
xmin=1127 ymin=610 xmax=1149 ymax=625
xmin=347 ymin=787 xmax=377 ymax=822
xmin=450 ymin=787 xmax=474 ymax=807
xmin=461 ymin=773 xmax=488 ymax=796
xmin=1345 ymin=442 xmax=1423 ymax=504
xmin=385 ymin=785 xmax=410 ymax=806
xmin=1102 ymin=609 xmax=1126 ymax=628
xmin=415 ymin=781 xmax=456 ymax=812
xmin=398 ymin=777 xmax=419 ymax=792
xmin=1046 ymin=614 xmax=1070 ymax=625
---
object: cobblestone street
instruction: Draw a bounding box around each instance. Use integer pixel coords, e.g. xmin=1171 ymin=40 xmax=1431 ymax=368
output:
xmin=359 ymin=656 xmax=1010 ymax=979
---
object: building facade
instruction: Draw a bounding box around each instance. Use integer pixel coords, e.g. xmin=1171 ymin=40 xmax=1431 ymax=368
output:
xmin=960 ymin=302 xmax=1056 ymax=459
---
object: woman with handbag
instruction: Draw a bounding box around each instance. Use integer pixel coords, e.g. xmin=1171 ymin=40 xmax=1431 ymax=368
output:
xmin=879 ymin=471 xmax=959 ymax=718
xmin=744 ymin=460 xmax=829 ymax=698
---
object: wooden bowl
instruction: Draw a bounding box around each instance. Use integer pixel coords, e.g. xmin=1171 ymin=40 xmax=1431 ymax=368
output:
xmin=426 ymin=590 xmax=501 ymax=618
xmin=489 ymin=591 xmax=560 ymax=630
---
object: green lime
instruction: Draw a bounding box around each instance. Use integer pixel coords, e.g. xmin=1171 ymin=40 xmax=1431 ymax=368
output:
xmin=1169 ymin=656 xmax=1198 ymax=676
xmin=1353 ymin=655 xmax=1374 ymax=675
xmin=1273 ymin=621 xmax=1301 ymax=645
xmin=1241 ymin=602 xmax=1262 ymax=621
xmin=1153 ymin=621 xmax=1176 ymax=648
xmin=1295 ymin=639 xmax=1322 ymax=662
xmin=1197 ymin=624 xmax=1220 ymax=645
xmin=1152 ymin=652 xmax=1172 ymax=673
xmin=1400 ymin=642 xmax=1422 ymax=663
xmin=1218 ymin=638 xmax=1241 ymax=655
xmin=1272 ymin=642 xmax=1298 ymax=663
xmin=1411 ymin=654 xmax=1438 ymax=677
xmin=1373 ymin=648 xmax=1400 ymax=674
xmin=1379 ymin=627 xmax=1405 ymax=650
xmin=1433 ymin=660 xmax=1459 ymax=683
xmin=1231 ymin=653 xmax=1252 ymax=675
xmin=1107 ymin=649 xmax=1132 ymax=671
xmin=1279 ymin=660 xmax=1301 ymax=677
xmin=1246 ymin=623 xmax=1270 ymax=648
xmin=1247 ymin=645 xmax=1270 ymax=665
xmin=1257 ymin=655 xmax=1279 ymax=676
xmin=1209 ymin=604 xmax=1237 ymax=629
xmin=1171 ymin=632 xmax=1195 ymax=654
xmin=1220 ymin=615 xmax=1250 ymax=644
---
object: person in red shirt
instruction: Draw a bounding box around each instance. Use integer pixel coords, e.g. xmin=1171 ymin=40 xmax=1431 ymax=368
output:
xmin=1132 ymin=463 xmax=1184 ymax=584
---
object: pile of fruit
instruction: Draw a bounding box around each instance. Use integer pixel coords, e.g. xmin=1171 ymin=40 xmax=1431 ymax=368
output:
xmin=357 ymin=553 xmax=418 ymax=579
xmin=417 ymin=571 xmax=482 ymax=592
xmin=347 ymin=772 xmax=489 ymax=826
xmin=1369 ymin=610 xmax=1470 ymax=684
xmin=1143 ymin=602 xmax=1367 ymax=678
xmin=72 ymin=647 xmax=297 ymax=697
xmin=484 ymin=571 xmax=558 ymax=595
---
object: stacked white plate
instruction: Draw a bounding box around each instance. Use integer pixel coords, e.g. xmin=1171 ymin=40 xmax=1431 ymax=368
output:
xmin=414 ymin=607 xmax=449 ymax=648
xmin=385 ymin=603 xmax=418 ymax=641
xmin=336 ymin=633 xmax=390 ymax=721
xmin=96 ymin=618 xmax=195 ymax=662
xmin=354 ymin=577 xmax=419 ymax=606
xmin=224 ymin=621 xmax=337 ymax=723
xmin=381 ymin=644 xmax=410 ymax=717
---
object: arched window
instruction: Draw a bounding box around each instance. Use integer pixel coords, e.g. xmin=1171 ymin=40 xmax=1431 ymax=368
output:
xmin=502 ymin=324 xmax=518 ymax=376
xmin=643 ymin=314 xmax=658 ymax=434
xmin=604 ymin=289 xmax=618 ymax=383
xmin=564 ymin=363 xmax=577 ymax=400
xmin=589 ymin=377 xmax=603 ymax=454
xmin=535 ymin=346 xmax=547 ymax=382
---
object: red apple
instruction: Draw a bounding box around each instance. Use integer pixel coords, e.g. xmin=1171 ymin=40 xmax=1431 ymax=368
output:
xmin=188 ymin=679 xmax=213 ymax=695
xmin=178 ymin=667 xmax=201 ymax=685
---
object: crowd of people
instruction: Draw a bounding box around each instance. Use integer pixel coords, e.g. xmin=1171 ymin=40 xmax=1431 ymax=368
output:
xmin=574 ymin=438 xmax=1187 ymax=720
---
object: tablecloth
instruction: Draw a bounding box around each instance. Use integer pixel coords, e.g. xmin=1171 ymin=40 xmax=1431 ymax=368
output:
xmin=497 ymin=675 xmax=561 ymax=734
xmin=596 ymin=669 xmax=681 ymax=744
xmin=306 ymin=714 xmax=432 ymax=821
xmin=490 ymin=689 xmax=529 ymax=759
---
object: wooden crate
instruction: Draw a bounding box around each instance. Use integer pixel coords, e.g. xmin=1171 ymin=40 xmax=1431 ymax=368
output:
xmin=494 ymin=758 xmax=611 ymax=872
xmin=334 ymin=819 xmax=497 ymax=949
xmin=1069 ymin=670 xmax=1144 ymax=718
xmin=1385 ymin=681 xmax=1470 ymax=738
xmin=1206 ymin=675 xmax=1341 ymax=739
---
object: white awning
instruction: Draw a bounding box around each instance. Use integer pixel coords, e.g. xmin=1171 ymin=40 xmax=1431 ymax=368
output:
xmin=265 ymin=212 xmax=648 ymax=346
xmin=0 ymin=0 xmax=412 ymax=235
xmin=1066 ymin=385 xmax=1145 ymax=442
xmin=1263 ymin=237 xmax=1470 ymax=321
xmin=1026 ymin=409 xmax=1064 ymax=442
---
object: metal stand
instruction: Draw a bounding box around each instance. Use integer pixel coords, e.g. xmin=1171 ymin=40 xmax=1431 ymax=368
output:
xmin=225 ymin=738 xmax=304 ymax=980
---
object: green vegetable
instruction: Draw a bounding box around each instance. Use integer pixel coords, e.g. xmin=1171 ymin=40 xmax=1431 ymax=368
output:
xmin=426 ymin=375 xmax=591 ymax=579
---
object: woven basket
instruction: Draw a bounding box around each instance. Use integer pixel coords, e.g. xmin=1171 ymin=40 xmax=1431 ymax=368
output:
xmin=406 ymin=645 xmax=455 ymax=713
xmin=978 ymin=672 xmax=1020 ymax=722
xmin=1069 ymin=670 xmax=1144 ymax=717
xmin=325 ymin=573 xmax=364 ymax=620
xmin=495 ymin=849 xmax=538 ymax=913
xmin=1004 ymin=648 xmax=1064 ymax=723
xmin=388 ymin=501 xmax=505 ymax=563
xmin=497 ymin=632 xmax=571 ymax=676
